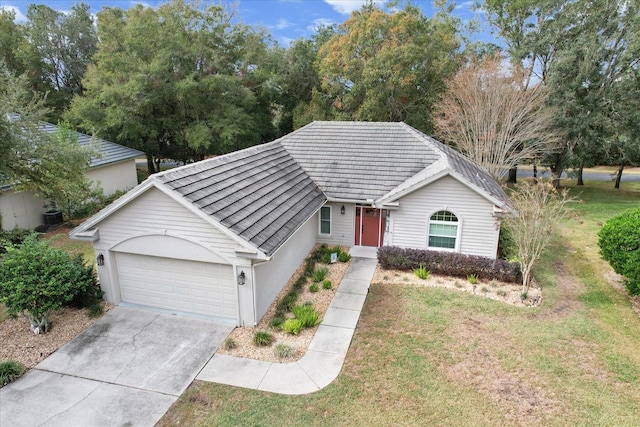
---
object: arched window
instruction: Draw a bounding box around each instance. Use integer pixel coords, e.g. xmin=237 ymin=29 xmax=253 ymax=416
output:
xmin=428 ymin=210 xmax=459 ymax=250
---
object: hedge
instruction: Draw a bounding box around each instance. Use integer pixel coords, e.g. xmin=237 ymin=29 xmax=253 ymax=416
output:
xmin=377 ymin=246 xmax=522 ymax=284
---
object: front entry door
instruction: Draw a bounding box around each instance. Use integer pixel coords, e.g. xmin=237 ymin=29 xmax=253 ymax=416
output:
xmin=355 ymin=207 xmax=386 ymax=247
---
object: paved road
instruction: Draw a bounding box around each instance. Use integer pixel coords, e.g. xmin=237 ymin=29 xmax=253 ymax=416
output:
xmin=516 ymin=168 xmax=640 ymax=182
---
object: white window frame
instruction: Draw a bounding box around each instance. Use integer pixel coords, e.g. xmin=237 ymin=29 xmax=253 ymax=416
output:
xmin=319 ymin=206 xmax=332 ymax=236
xmin=427 ymin=210 xmax=461 ymax=252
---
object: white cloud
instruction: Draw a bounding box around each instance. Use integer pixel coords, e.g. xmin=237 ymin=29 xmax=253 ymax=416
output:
xmin=0 ymin=5 xmax=28 ymax=23
xmin=455 ymin=1 xmax=475 ymax=10
xmin=323 ymin=0 xmax=380 ymax=15
xmin=308 ymin=17 xmax=336 ymax=31
xmin=274 ymin=19 xmax=293 ymax=30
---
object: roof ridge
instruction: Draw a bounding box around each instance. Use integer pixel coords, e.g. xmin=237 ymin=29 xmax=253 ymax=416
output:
xmin=399 ymin=122 xmax=450 ymax=169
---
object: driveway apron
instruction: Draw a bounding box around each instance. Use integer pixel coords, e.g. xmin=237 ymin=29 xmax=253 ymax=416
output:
xmin=0 ymin=307 xmax=234 ymax=427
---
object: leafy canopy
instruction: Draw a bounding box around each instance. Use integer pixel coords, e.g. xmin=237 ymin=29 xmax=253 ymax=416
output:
xmin=311 ymin=3 xmax=460 ymax=133
xmin=0 ymin=65 xmax=93 ymax=220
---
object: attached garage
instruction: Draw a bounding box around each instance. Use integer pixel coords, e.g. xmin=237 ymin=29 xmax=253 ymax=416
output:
xmin=115 ymin=253 xmax=237 ymax=321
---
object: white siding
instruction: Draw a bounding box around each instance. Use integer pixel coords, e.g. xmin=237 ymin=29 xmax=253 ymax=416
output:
xmin=0 ymin=190 xmax=47 ymax=231
xmin=316 ymin=202 xmax=355 ymax=247
xmin=86 ymin=159 xmax=139 ymax=196
xmin=253 ymin=214 xmax=317 ymax=321
xmin=390 ymin=176 xmax=500 ymax=259
xmin=93 ymin=187 xmax=238 ymax=259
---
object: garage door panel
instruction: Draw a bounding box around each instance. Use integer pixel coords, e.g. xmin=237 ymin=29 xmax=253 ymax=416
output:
xmin=115 ymin=252 xmax=237 ymax=321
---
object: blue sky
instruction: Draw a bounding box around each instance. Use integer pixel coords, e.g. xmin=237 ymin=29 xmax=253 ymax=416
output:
xmin=0 ymin=0 xmax=494 ymax=47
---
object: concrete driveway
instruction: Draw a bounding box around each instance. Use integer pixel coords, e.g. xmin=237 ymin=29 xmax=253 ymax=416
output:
xmin=0 ymin=307 xmax=234 ymax=427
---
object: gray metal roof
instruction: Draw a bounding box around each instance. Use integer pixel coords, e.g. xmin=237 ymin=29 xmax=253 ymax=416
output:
xmin=157 ymin=141 xmax=327 ymax=256
xmin=280 ymin=121 xmax=442 ymax=200
xmin=37 ymin=121 xmax=144 ymax=168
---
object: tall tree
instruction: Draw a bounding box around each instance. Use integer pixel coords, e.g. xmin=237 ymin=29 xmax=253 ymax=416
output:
xmin=502 ymin=180 xmax=573 ymax=294
xmin=275 ymin=38 xmax=322 ymax=133
xmin=0 ymin=65 xmax=93 ymax=225
xmin=68 ymin=0 xmax=274 ymax=173
xmin=0 ymin=10 xmax=49 ymax=101
xmin=485 ymin=0 xmax=640 ymax=187
xmin=311 ymin=3 xmax=460 ymax=133
xmin=547 ymin=0 xmax=640 ymax=188
xmin=433 ymin=54 xmax=558 ymax=181
xmin=25 ymin=3 xmax=98 ymax=120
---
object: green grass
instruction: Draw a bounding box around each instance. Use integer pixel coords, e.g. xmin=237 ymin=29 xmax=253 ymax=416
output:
xmin=158 ymin=180 xmax=640 ymax=426
xmin=45 ymin=229 xmax=95 ymax=266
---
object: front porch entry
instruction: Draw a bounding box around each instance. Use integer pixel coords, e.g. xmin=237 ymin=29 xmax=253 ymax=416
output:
xmin=354 ymin=207 xmax=386 ymax=247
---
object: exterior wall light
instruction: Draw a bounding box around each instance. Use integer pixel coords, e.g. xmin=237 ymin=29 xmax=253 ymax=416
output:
xmin=238 ymin=271 xmax=246 ymax=285
xmin=341 ymin=205 xmax=345 ymax=215
xmin=96 ymin=254 xmax=105 ymax=266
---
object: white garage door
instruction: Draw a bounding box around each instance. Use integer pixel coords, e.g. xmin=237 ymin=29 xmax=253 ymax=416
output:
xmin=115 ymin=252 xmax=237 ymax=321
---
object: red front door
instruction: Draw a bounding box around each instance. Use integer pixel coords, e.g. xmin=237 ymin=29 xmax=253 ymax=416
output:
xmin=355 ymin=207 xmax=386 ymax=247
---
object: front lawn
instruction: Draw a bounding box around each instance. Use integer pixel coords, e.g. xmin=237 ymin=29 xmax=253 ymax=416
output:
xmin=157 ymin=181 xmax=640 ymax=426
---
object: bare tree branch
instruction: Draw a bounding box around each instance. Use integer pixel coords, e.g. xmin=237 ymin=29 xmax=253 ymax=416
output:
xmin=434 ymin=53 xmax=561 ymax=181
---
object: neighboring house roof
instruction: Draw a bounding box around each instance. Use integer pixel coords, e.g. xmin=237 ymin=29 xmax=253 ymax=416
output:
xmin=38 ymin=121 xmax=144 ymax=168
xmin=6 ymin=113 xmax=144 ymax=168
xmin=72 ymin=121 xmax=510 ymax=258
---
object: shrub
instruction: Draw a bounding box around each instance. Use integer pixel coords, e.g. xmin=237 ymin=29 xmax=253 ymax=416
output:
xmin=277 ymin=290 xmax=299 ymax=312
xmin=0 ymin=360 xmax=25 ymax=386
xmin=282 ymin=318 xmax=304 ymax=335
xmin=253 ymin=331 xmax=274 ymax=347
xmin=292 ymin=276 xmax=307 ymax=291
xmin=497 ymin=289 xmax=507 ymax=297
xmin=0 ymin=234 xmax=99 ymax=334
xmin=292 ymin=304 xmax=320 ymax=328
xmin=598 ymin=208 xmax=640 ymax=295
xmin=273 ymin=343 xmax=296 ymax=359
xmin=269 ymin=315 xmax=285 ymax=329
xmin=322 ymin=280 xmax=332 ymax=290
xmin=413 ymin=264 xmax=430 ymax=280
xmin=0 ymin=228 xmax=30 ymax=254
xmin=338 ymin=252 xmax=352 ymax=262
xmin=467 ymin=274 xmax=478 ymax=284
xmin=309 ymin=283 xmax=319 ymax=293
xmin=378 ymin=246 xmax=522 ymax=283
xmin=497 ymin=225 xmax=516 ymax=260
xmin=312 ymin=266 xmax=329 ymax=282
xmin=223 ymin=337 xmax=236 ymax=350
xmin=330 ymin=245 xmax=343 ymax=256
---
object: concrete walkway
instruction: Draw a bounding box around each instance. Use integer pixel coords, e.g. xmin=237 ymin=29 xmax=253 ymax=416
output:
xmin=197 ymin=251 xmax=378 ymax=395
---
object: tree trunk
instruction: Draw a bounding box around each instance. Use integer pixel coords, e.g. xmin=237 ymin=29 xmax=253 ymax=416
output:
xmin=154 ymin=157 xmax=161 ymax=174
xmin=507 ymin=166 xmax=517 ymax=184
xmin=533 ymin=164 xmax=538 ymax=179
xmin=577 ymin=159 xmax=585 ymax=186
xmin=26 ymin=310 xmax=50 ymax=334
xmin=146 ymin=154 xmax=156 ymax=175
xmin=550 ymin=157 xmax=564 ymax=189
xmin=614 ymin=164 xmax=624 ymax=189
